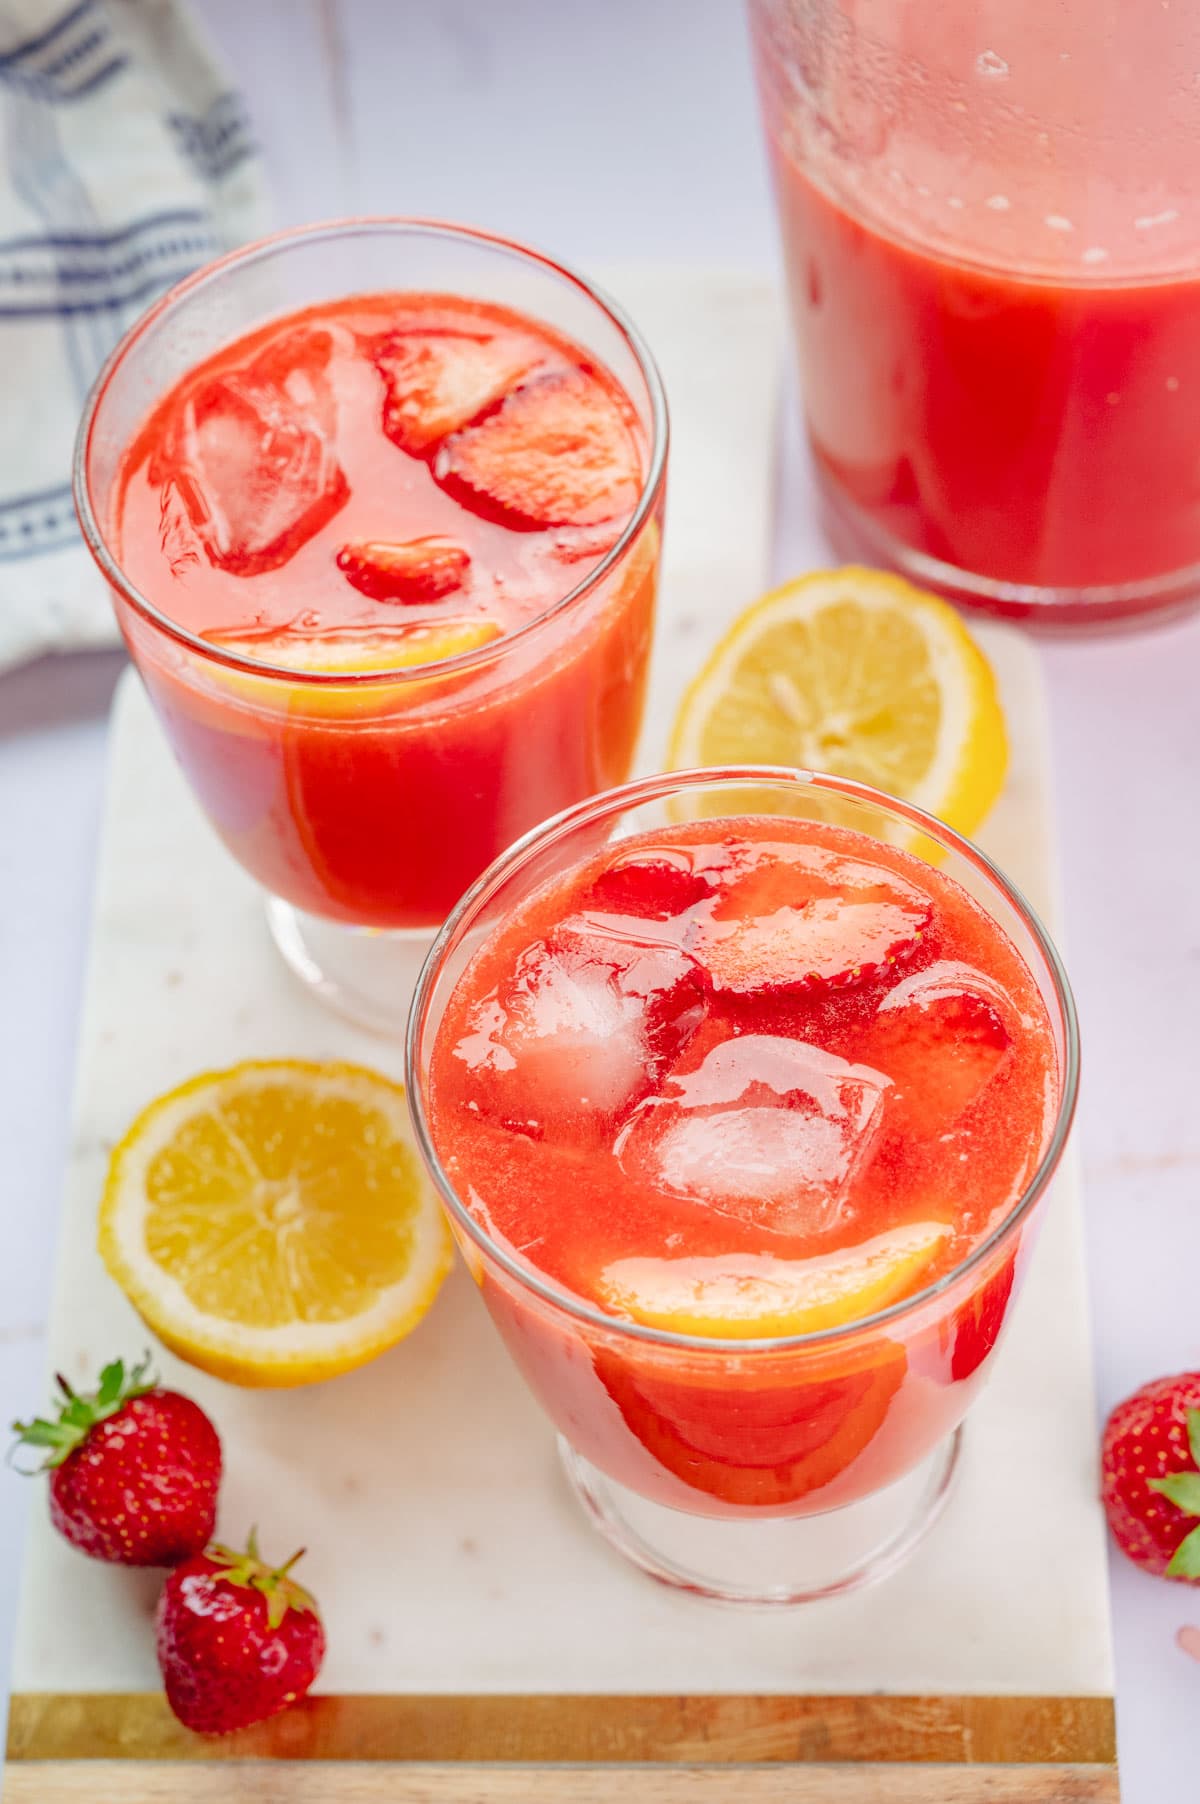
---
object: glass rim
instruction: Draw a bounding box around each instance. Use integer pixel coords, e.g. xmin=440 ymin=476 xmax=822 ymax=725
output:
xmin=72 ymin=215 xmax=670 ymax=689
xmin=406 ymin=764 xmax=1081 ymax=1356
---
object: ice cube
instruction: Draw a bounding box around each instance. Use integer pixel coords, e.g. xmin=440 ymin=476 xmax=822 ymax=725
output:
xmin=616 ymin=1031 xmax=891 ymax=1236
xmin=450 ymin=923 xmax=702 ymax=1141
xmin=149 ymin=325 xmax=349 ymax=577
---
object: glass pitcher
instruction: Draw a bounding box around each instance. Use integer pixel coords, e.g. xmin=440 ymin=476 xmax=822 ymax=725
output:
xmin=750 ymin=0 xmax=1200 ymax=627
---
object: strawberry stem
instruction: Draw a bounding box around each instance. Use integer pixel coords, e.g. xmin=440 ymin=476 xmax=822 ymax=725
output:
xmin=206 ymin=1532 xmax=319 ymax=1630
xmin=9 ymin=1355 xmax=158 ymax=1472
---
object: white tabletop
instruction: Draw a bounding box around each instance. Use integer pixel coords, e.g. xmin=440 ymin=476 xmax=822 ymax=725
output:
xmin=2 ymin=3 xmax=1199 ymax=1796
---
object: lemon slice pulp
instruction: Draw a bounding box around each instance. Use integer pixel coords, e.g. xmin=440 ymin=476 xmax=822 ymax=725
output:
xmin=668 ymin=567 xmax=1007 ymax=839
xmin=99 ymin=1059 xmax=453 ymax=1387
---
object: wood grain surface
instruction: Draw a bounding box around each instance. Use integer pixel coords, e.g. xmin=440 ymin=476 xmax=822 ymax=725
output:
xmin=7 ymin=1692 xmax=1116 ymax=1765
xmin=2 ymin=1760 xmax=1121 ymax=1803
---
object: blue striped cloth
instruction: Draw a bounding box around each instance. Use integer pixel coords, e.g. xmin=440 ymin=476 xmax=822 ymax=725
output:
xmin=0 ymin=0 xmax=267 ymax=669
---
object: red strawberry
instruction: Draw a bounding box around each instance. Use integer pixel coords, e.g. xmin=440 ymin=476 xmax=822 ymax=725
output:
xmin=692 ymin=853 xmax=932 ymax=999
xmin=436 ymin=368 xmax=642 ymax=529
xmin=157 ymin=1531 xmax=325 ymax=1734
xmin=589 ymin=851 xmax=714 ymax=920
xmin=372 ymin=324 xmax=540 ymax=455
xmin=1102 ymin=1373 xmax=1200 ymax=1581
xmin=862 ymin=969 xmax=1012 ymax=1139
xmin=11 ymin=1356 xmax=221 ymax=1567
xmin=336 ymin=536 xmax=469 ymax=602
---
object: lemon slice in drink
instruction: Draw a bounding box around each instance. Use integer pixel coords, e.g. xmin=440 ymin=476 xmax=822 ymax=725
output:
xmin=598 ymin=1222 xmax=951 ymax=1340
xmin=668 ymin=568 xmax=1007 ymax=839
xmin=206 ymin=619 xmax=501 ymax=674
xmin=99 ymin=1060 xmax=453 ymax=1387
xmin=204 ymin=619 xmax=501 ymax=719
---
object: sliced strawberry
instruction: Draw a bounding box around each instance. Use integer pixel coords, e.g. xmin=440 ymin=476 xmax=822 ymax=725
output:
xmin=863 ymin=973 xmax=1012 ymax=1139
xmin=588 ymin=849 xmax=714 ymax=920
xmin=336 ymin=536 xmax=469 ymax=602
xmin=435 ymin=369 xmax=642 ymax=529
xmin=371 ymin=326 xmax=541 ymax=456
xmin=691 ymin=850 xmax=932 ymax=998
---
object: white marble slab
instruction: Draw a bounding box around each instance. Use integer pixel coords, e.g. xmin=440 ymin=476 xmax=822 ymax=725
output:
xmin=10 ymin=270 xmax=1111 ymax=1703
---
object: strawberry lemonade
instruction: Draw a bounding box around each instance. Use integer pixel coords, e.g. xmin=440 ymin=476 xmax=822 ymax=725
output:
xmin=413 ymin=771 xmax=1076 ymax=1592
xmin=77 ymin=224 xmax=665 ymax=983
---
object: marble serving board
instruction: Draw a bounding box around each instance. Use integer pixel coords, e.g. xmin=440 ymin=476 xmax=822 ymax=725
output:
xmin=7 ymin=273 xmax=1114 ymax=1797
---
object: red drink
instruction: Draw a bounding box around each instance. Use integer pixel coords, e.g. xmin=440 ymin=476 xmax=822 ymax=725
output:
xmin=78 ymin=225 xmax=664 ymax=941
xmin=750 ymin=0 xmax=1200 ymax=626
xmin=769 ymin=165 xmax=1200 ymax=607
xmin=424 ymin=812 xmax=1061 ymax=1520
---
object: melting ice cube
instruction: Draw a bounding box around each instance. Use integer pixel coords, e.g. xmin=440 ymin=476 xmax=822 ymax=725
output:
xmin=615 ymin=1031 xmax=891 ymax=1236
xmin=451 ymin=922 xmax=702 ymax=1141
xmin=150 ymin=325 xmax=348 ymax=577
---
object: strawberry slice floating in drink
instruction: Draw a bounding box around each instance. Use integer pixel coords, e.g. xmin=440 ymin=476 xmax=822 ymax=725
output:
xmin=588 ymin=848 xmax=715 ymax=921
xmin=371 ymin=322 xmax=543 ymax=456
xmin=336 ymin=536 xmax=470 ymax=602
xmin=436 ymin=369 xmax=642 ymax=529
xmin=862 ymin=960 xmax=1013 ymax=1139
xmin=690 ymin=846 xmax=933 ymax=998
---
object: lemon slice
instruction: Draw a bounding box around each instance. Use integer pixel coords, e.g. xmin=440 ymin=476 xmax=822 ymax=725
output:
xmin=204 ymin=620 xmax=501 ymax=720
xmin=206 ymin=619 xmax=501 ymax=674
xmin=99 ymin=1060 xmax=454 ymax=1387
xmin=597 ymin=1222 xmax=951 ymax=1339
xmin=668 ymin=568 xmax=1007 ymax=839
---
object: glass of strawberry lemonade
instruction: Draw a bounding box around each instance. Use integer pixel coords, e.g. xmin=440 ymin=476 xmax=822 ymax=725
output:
xmin=408 ymin=767 xmax=1078 ymax=1602
xmin=75 ymin=221 xmax=667 ymax=1032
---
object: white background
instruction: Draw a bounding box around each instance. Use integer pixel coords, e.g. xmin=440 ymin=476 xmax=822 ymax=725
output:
xmin=1 ymin=2 xmax=1198 ymax=1796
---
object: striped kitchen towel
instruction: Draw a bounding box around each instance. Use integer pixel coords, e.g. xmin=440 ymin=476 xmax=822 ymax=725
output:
xmin=0 ymin=0 xmax=268 ymax=672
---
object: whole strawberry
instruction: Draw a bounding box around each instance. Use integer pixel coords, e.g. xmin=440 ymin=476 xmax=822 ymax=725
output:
xmin=1101 ymin=1371 xmax=1200 ymax=1581
xmin=157 ymin=1532 xmax=325 ymax=1734
xmin=11 ymin=1355 xmax=221 ymax=1566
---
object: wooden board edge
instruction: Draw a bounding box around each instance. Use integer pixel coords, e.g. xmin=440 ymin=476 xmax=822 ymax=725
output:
xmin=6 ymin=1692 xmax=1117 ymax=1765
xmin=0 ymin=1759 xmax=1123 ymax=1802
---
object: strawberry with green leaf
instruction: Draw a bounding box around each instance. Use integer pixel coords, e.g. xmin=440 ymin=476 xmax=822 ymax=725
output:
xmin=11 ymin=1355 xmax=221 ymax=1567
xmin=1101 ymin=1372 xmax=1200 ymax=1581
xmin=157 ymin=1531 xmax=325 ymax=1733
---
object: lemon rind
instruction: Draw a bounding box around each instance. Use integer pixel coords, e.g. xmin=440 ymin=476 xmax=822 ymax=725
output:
xmin=98 ymin=1059 xmax=454 ymax=1388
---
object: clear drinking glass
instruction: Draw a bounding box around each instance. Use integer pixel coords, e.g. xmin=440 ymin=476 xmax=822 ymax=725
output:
xmin=74 ymin=220 xmax=668 ymax=1033
xmin=407 ymin=767 xmax=1079 ymax=1604
xmin=750 ymin=0 xmax=1200 ymax=628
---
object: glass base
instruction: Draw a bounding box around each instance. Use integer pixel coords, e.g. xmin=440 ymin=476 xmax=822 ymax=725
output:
xmin=558 ymin=1428 xmax=963 ymax=1606
xmin=816 ymin=467 xmax=1200 ymax=634
xmin=265 ymin=896 xmax=436 ymax=1038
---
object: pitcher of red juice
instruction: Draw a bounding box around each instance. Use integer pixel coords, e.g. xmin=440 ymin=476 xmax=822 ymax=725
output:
xmin=750 ymin=0 xmax=1200 ymax=628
